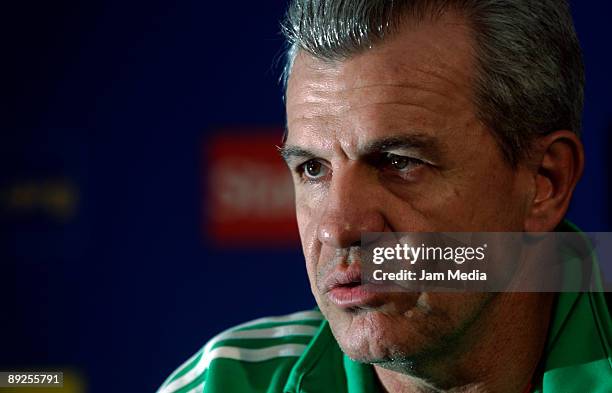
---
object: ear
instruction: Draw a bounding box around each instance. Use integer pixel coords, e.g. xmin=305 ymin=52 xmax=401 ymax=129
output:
xmin=524 ymin=131 xmax=584 ymax=232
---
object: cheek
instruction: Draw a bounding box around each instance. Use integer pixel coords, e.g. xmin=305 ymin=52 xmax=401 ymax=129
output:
xmin=459 ymin=168 xmax=528 ymax=229
xmin=452 ymin=139 xmax=531 ymax=228
xmin=424 ymin=293 xmax=493 ymax=329
xmin=295 ymin=191 xmax=321 ymax=281
xmin=381 ymin=184 xmax=467 ymax=232
xmin=388 ymin=165 xmax=526 ymax=231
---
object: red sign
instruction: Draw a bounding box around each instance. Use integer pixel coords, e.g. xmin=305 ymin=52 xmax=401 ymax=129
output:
xmin=204 ymin=130 xmax=299 ymax=246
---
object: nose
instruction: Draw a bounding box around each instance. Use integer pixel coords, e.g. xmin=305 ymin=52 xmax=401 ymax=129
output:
xmin=316 ymin=163 xmax=385 ymax=249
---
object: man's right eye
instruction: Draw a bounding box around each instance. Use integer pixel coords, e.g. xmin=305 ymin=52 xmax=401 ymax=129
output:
xmin=298 ymin=159 xmax=330 ymax=181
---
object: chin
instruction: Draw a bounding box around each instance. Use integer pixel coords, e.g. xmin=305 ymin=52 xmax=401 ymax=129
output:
xmin=326 ymin=307 xmax=429 ymax=364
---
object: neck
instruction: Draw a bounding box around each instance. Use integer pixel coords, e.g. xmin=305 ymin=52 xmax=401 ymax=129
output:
xmin=374 ymin=293 xmax=555 ymax=393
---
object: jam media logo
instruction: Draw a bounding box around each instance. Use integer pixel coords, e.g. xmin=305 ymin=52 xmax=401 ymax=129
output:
xmin=204 ymin=131 xmax=299 ymax=245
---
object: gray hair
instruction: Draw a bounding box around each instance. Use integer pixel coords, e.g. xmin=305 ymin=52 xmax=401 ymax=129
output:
xmin=280 ymin=0 xmax=584 ymax=166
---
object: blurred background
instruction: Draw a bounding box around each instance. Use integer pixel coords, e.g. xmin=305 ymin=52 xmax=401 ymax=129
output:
xmin=1 ymin=1 xmax=610 ymax=392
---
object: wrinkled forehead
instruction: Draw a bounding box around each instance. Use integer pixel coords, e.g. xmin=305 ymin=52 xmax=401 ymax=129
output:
xmin=285 ymin=11 xmax=477 ymax=152
xmin=286 ymin=11 xmax=475 ymax=112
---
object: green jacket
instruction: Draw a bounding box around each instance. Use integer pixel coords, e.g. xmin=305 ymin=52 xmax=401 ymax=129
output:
xmin=158 ymin=228 xmax=612 ymax=392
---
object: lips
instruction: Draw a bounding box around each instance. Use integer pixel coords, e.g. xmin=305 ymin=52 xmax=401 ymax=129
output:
xmin=322 ymin=262 xmax=386 ymax=309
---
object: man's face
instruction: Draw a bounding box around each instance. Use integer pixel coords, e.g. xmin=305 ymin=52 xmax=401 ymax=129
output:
xmin=284 ymin=13 xmax=533 ymax=363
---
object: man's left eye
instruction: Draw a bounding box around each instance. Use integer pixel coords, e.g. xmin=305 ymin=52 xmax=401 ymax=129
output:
xmin=383 ymin=153 xmax=424 ymax=172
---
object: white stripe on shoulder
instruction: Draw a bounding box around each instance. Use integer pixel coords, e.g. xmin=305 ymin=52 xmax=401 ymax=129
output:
xmin=205 ymin=344 xmax=308 ymax=367
xmin=158 ymin=310 xmax=322 ymax=393
xmin=185 ymin=382 xmax=204 ymax=393
xmin=159 ymin=344 xmax=307 ymax=393
xmin=201 ymin=324 xmax=318 ymax=356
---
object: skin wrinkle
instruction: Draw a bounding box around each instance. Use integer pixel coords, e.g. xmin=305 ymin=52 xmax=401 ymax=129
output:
xmin=312 ymin=81 xmax=470 ymax=101
xmin=291 ymin=45 xmax=475 ymax=119
xmin=348 ymin=102 xmax=447 ymax=117
xmin=288 ymin=100 xmax=464 ymax=163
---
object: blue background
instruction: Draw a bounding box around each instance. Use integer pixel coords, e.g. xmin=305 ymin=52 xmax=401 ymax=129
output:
xmin=1 ymin=1 xmax=610 ymax=392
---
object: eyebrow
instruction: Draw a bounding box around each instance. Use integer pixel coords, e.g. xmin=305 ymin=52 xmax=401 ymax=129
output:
xmin=278 ymin=145 xmax=316 ymax=164
xmin=279 ymin=133 xmax=441 ymax=164
xmin=361 ymin=134 xmax=440 ymax=156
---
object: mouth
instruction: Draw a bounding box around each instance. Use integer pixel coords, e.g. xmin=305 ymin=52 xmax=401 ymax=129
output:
xmin=322 ymin=263 xmax=385 ymax=309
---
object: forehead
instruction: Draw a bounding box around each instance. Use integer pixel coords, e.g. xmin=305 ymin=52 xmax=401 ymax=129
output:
xmin=285 ymin=11 xmax=477 ymax=151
